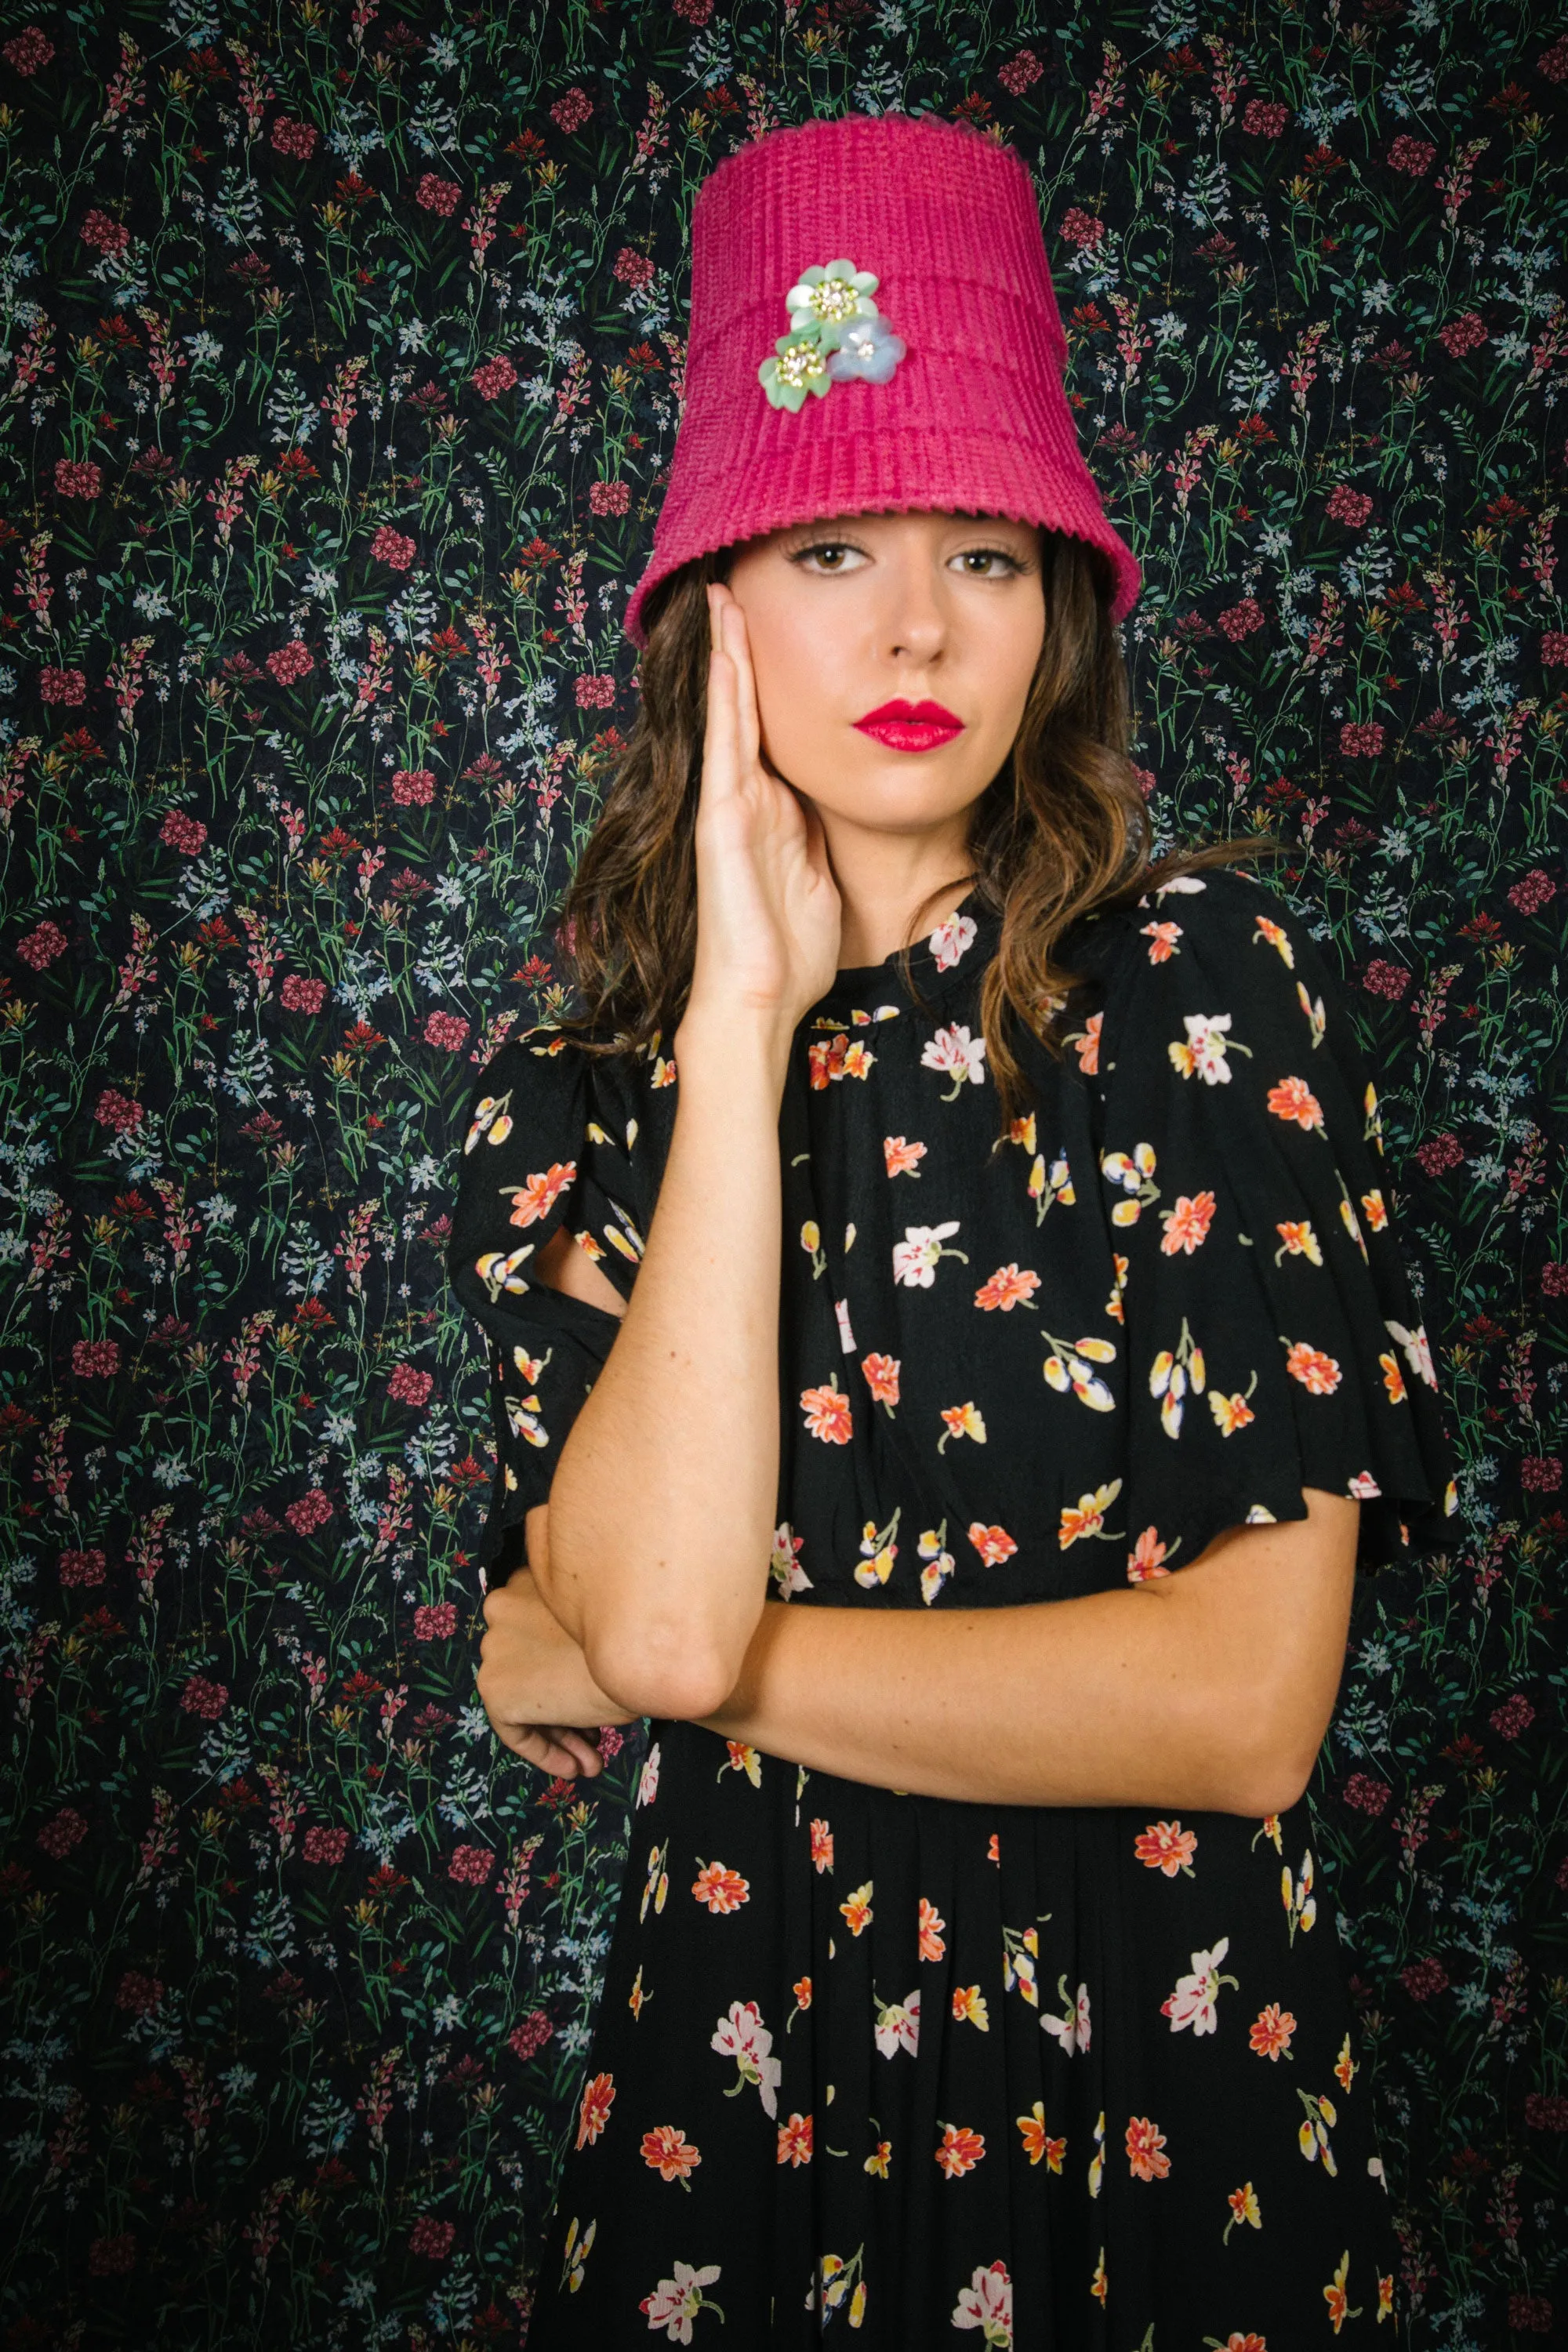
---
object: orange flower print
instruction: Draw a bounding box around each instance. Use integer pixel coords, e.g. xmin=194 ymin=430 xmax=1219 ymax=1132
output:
xmin=1125 ymin=2114 xmax=1171 ymax=2181
xmin=860 ymin=1352 xmax=902 ymax=1410
xmin=1058 ymin=1480 xmax=1123 ymax=1549
xmin=1073 ymin=1009 xmax=1102 ymax=1075
xmin=1254 ymin=911 xmax=1294 ymax=965
xmin=1140 ymin=919 xmax=1184 ymax=964
xmin=1134 ymin=1819 xmax=1198 ymax=1877
xmin=917 ymin=1896 xmax=947 ymax=1960
xmin=938 ymin=1400 xmax=986 ymax=1450
xmin=1361 ymin=1187 xmax=1389 ymax=1232
xmin=1016 ymin=2101 xmax=1066 ymax=2172
xmin=967 ymin=1520 xmax=1018 ymax=1566
xmin=504 ymin=1160 xmax=576 ymax=1227
xmin=1209 ymin=1388 xmax=1258 ymax=1436
xmin=575 ymin=2070 xmax=615 ymax=2150
xmin=986 ymin=1832 xmax=1001 ymax=1864
xmin=1008 ymin=1112 xmax=1036 ymax=1149
xmin=719 ymin=1740 xmax=761 ymax=1785
xmin=1275 ymin=1217 xmax=1323 ymax=1265
xmin=1378 ymin=1350 xmax=1407 ymax=1403
xmin=793 ymin=1976 xmax=812 ymax=2010
xmin=691 ymin=1859 xmax=749 ymax=1915
xmin=1323 ymin=2249 xmax=1363 ymax=2332
xmin=1377 ymin=2273 xmax=1395 ymax=2319
xmin=627 ymin=1965 xmax=648 ymax=2022
xmin=640 ymin=2124 xmax=701 ymax=2185
xmin=1126 ymin=1525 xmax=1174 ymax=1583
xmin=935 ymin=2122 xmax=986 ymax=2180
xmin=800 ymin=1377 xmax=853 ymax=1443
xmin=974 ymin=1261 xmax=1041 ymax=1311
xmin=776 ymin=2111 xmax=813 ymax=2167
xmin=1205 ymin=2334 xmax=1267 ymax=2350
xmin=883 ymin=1134 xmax=927 ymax=1178
xmin=808 ymin=1032 xmax=876 ymax=1088
xmin=1090 ymin=2251 xmax=1108 ymax=2306
xmin=1266 ymin=1075 xmax=1324 ymax=1131
xmin=864 ymin=2138 xmax=891 ymax=2179
xmin=839 ymin=1881 xmax=874 ymax=1936
xmin=1160 ymin=1191 xmax=1216 ymax=1254
xmin=1284 ymin=1339 xmax=1342 ymax=1394
xmin=1249 ymin=2002 xmax=1297 ymax=2060
xmin=808 ymin=1818 xmax=834 ymax=1874
xmin=951 ymin=1984 xmax=990 ymax=2030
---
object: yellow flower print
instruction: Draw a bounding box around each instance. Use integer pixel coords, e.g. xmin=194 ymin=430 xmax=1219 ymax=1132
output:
xmin=863 ymin=2138 xmax=891 ymax=2178
xmin=1087 ymin=2111 xmax=1105 ymax=2199
xmin=1209 ymin=1376 xmax=1258 ymax=1436
xmin=950 ymin=1984 xmax=990 ymax=2031
xmin=1222 ymin=2180 xmax=1261 ymax=2245
xmin=1281 ymin=1849 xmax=1317 ymax=1944
xmin=1253 ymin=913 xmax=1295 ymax=967
xmin=559 ymin=2213 xmax=596 ymax=2294
xmin=938 ymin=1400 xmax=987 ymax=1451
xmin=1273 ymin=1217 xmax=1323 ymax=1266
xmin=717 ymin=1740 xmax=762 ymax=1788
xmin=1334 ymin=2031 xmax=1357 ymax=2092
xmin=1101 ymin=1139 xmax=1159 ymax=1225
xmin=1016 ymin=2101 xmax=1066 ymax=2172
xmin=1297 ymin=980 xmax=1327 ymax=1045
xmin=1298 ymin=2089 xmax=1339 ymax=2176
xmin=640 ymin=1839 xmax=669 ymax=1924
xmin=1043 ymin=1330 xmax=1117 ymax=1412
xmin=1058 ymin=1478 xmax=1124 ymax=1549
xmin=1323 ymin=2248 xmax=1363 ymax=2332
xmin=840 ymin=1881 xmax=874 ymax=1936
xmin=1090 ymin=2247 xmax=1108 ymax=2303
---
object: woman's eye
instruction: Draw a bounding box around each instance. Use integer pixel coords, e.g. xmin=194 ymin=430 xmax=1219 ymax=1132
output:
xmin=794 ymin=543 xmax=866 ymax=573
xmin=953 ymin=548 xmax=1021 ymax=577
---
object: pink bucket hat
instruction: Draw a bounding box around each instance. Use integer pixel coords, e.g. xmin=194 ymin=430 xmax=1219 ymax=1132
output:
xmin=623 ymin=110 xmax=1142 ymax=648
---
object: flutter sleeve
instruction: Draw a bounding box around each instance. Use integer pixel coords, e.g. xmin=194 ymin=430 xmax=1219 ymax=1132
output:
xmin=447 ymin=1025 xmax=667 ymax=1572
xmin=1081 ymin=866 xmax=1459 ymax=1581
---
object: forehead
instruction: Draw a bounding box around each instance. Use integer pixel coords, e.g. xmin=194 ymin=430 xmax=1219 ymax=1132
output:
xmin=771 ymin=510 xmax=1040 ymax=541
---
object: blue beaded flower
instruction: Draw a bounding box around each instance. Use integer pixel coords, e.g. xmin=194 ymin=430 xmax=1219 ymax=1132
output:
xmin=758 ymin=255 xmax=904 ymax=410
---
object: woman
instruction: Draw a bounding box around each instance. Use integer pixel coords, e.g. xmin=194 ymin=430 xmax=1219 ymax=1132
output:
xmin=450 ymin=112 xmax=1454 ymax=2347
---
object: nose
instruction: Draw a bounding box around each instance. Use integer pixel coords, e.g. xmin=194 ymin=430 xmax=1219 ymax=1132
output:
xmin=881 ymin=543 xmax=948 ymax=669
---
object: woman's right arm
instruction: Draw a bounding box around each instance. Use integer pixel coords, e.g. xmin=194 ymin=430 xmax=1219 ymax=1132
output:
xmin=528 ymin=588 xmax=840 ymax=1723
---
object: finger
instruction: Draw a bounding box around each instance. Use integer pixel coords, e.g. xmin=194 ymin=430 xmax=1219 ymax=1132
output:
xmin=557 ymin=1730 xmax=604 ymax=1777
xmin=720 ymin=597 xmax=763 ymax=779
xmin=701 ymin=588 xmax=741 ymax=808
xmin=499 ymin=1723 xmax=585 ymax=1777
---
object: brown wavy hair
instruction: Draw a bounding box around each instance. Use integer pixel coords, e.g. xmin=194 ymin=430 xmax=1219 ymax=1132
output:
xmin=554 ymin=527 xmax=1284 ymax=1127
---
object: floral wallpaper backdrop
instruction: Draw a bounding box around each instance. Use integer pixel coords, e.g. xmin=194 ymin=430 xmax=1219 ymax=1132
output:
xmin=1 ymin=0 xmax=1565 ymax=2343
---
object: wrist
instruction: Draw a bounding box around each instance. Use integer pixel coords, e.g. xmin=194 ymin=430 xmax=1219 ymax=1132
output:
xmin=675 ymin=1000 xmax=798 ymax=1094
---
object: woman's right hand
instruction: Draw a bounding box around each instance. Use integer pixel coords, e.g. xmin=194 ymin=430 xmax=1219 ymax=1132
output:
xmin=684 ymin=583 xmax=842 ymax=1036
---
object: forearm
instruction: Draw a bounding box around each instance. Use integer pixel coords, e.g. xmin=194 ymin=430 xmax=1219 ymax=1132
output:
xmin=539 ymin=1011 xmax=791 ymax=1717
xmin=696 ymin=1583 xmax=1302 ymax=1816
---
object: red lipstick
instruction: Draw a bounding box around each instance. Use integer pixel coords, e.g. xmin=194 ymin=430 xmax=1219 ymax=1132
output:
xmin=853 ymin=698 xmax=965 ymax=753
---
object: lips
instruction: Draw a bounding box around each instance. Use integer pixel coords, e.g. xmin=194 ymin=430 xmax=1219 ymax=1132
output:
xmin=853 ymin=698 xmax=965 ymax=753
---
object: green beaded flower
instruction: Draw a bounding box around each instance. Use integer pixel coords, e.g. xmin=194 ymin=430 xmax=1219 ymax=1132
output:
xmin=757 ymin=256 xmax=902 ymax=411
xmin=784 ymin=258 xmax=880 ymax=338
xmin=758 ymin=328 xmax=834 ymax=413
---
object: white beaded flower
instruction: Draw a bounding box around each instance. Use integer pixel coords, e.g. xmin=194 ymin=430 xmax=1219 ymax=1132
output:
xmin=758 ymin=254 xmax=904 ymax=411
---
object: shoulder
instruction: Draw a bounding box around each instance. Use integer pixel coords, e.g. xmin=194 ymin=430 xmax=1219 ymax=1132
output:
xmin=1080 ymin=864 xmax=1323 ymax=990
xmin=460 ymin=1021 xmax=673 ymax=1156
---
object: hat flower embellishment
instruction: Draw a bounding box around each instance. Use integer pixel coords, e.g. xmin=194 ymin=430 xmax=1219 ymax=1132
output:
xmin=758 ymin=256 xmax=907 ymax=412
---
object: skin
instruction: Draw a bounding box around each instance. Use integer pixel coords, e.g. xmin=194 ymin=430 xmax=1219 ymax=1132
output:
xmin=475 ymin=509 xmax=1358 ymax=1808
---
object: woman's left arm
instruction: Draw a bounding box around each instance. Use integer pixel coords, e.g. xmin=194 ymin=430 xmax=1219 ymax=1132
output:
xmin=695 ymin=1488 xmax=1358 ymax=1815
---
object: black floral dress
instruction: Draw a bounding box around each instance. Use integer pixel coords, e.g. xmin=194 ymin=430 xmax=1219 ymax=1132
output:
xmin=449 ymin=866 xmax=1456 ymax=2350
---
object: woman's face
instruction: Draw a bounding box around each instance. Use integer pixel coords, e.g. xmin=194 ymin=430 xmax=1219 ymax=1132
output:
xmin=723 ymin=509 xmax=1046 ymax=840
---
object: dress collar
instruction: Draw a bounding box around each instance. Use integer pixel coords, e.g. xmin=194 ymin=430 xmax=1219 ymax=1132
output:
xmin=810 ymin=887 xmax=1000 ymax=1015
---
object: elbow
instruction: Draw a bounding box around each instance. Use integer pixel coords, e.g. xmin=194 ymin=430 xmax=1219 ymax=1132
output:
xmin=586 ymin=1628 xmax=742 ymax=1725
xmin=1222 ymin=1693 xmax=1324 ymax=1820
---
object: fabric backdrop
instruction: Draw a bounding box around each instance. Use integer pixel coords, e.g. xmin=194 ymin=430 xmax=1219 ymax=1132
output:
xmin=2 ymin=0 xmax=1565 ymax=2344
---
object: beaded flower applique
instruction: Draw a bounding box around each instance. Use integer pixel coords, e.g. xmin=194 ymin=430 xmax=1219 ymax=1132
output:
xmin=757 ymin=256 xmax=907 ymax=412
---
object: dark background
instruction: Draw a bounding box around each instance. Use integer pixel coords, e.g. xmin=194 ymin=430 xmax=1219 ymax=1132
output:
xmin=2 ymin=0 xmax=1566 ymax=2342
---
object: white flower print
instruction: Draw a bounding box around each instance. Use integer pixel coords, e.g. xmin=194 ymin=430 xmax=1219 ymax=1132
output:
xmin=769 ymin=1521 xmax=813 ymax=1599
xmin=639 ymin=2259 xmax=725 ymax=2342
xmin=636 ymin=1740 xmax=661 ymax=1809
xmin=920 ymin=1021 xmax=988 ymax=1098
xmin=835 ymin=1295 xmax=857 ymax=1353
xmin=872 ymin=1987 xmax=920 ymax=2059
xmin=1167 ymin=1011 xmax=1236 ymax=1083
xmin=1159 ymin=1936 xmax=1240 ymax=2036
xmin=710 ymin=1999 xmax=782 ymax=2118
xmin=928 ymin=910 xmax=978 ymax=971
xmin=951 ymin=2257 xmax=1013 ymax=2342
xmin=1385 ymin=1316 xmax=1438 ymax=1387
xmin=893 ymin=1221 xmax=968 ymax=1288
xmin=1041 ymin=1976 xmax=1091 ymax=2055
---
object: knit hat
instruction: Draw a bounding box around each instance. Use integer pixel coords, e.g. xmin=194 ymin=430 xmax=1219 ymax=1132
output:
xmin=623 ymin=110 xmax=1142 ymax=648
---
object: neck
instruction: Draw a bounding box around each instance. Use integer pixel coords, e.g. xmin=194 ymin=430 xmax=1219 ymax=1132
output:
xmin=816 ymin=813 xmax=975 ymax=970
